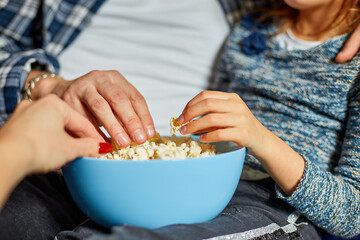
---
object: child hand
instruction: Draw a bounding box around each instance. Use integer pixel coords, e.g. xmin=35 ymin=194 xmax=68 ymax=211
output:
xmin=178 ymin=91 xmax=267 ymax=155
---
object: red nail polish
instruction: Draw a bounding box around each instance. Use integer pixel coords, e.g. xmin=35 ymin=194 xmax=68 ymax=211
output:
xmin=98 ymin=142 xmax=113 ymax=154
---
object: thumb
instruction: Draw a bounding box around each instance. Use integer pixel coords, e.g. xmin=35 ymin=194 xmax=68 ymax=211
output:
xmin=66 ymin=137 xmax=103 ymax=161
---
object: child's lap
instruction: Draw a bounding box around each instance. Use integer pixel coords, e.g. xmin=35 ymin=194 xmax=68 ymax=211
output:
xmin=56 ymin=178 xmax=322 ymax=240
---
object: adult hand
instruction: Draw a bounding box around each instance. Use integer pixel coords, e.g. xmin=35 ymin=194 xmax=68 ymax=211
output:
xmin=335 ymin=24 xmax=360 ymax=63
xmin=30 ymin=70 xmax=156 ymax=147
xmin=0 ymin=94 xmax=109 ymax=175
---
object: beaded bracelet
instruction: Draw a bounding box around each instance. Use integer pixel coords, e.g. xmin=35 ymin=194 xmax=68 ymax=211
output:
xmin=22 ymin=73 xmax=57 ymax=101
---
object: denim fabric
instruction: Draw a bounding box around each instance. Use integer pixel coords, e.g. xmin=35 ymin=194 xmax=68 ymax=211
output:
xmin=0 ymin=172 xmax=92 ymax=240
xmin=0 ymin=172 xmax=322 ymax=240
xmin=55 ymin=177 xmax=322 ymax=240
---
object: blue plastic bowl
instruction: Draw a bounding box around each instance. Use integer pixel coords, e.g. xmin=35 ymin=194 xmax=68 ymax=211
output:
xmin=62 ymin=140 xmax=245 ymax=229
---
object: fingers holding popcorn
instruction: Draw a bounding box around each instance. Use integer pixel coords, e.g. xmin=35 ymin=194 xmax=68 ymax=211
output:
xmin=179 ymin=91 xmax=265 ymax=153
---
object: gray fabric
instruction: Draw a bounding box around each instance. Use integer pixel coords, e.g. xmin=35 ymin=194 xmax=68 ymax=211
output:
xmin=55 ymin=178 xmax=322 ymax=240
xmin=0 ymin=172 xmax=106 ymax=240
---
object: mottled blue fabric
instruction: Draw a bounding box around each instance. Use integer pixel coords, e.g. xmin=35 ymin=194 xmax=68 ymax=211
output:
xmin=211 ymin=21 xmax=360 ymax=238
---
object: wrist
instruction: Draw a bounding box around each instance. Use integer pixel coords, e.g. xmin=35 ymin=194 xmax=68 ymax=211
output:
xmin=252 ymin=127 xmax=305 ymax=195
xmin=24 ymin=70 xmax=68 ymax=100
xmin=246 ymin=123 xmax=271 ymax=159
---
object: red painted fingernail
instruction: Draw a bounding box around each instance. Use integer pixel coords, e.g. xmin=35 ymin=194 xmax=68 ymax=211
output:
xmin=98 ymin=142 xmax=113 ymax=154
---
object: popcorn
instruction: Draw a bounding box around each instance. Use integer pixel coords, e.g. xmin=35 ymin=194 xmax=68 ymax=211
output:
xmin=170 ymin=117 xmax=192 ymax=134
xmin=100 ymin=117 xmax=217 ymax=160
xmin=100 ymin=135 xmax=216 ymax=160
xmin=170 ymin=117 xmax=182 ymax=134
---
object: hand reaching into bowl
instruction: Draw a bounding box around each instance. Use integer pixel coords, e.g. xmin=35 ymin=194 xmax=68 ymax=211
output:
xmin=26 ymin=70 xmax=156 ymax=147
xmin=177 ymin=91 xmax=305 ymax=196
xmin=0 ymin=94 xmax=112 ymax=209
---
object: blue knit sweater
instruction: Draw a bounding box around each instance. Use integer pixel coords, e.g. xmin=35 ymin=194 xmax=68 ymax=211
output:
xmin=211 ymin=22 xmax=360 ymax=238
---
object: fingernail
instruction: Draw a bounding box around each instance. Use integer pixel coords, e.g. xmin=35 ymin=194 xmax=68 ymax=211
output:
xmin=117 ymin=133 xmax=131 ymax=147
xmin=134 ymin=129 xmax=146 ymax=143
xmin=98 ymin=142 xmax=113 ymax=154
xmin=146 ymin=125 xmax=155 ymax=138
xmin=180 ymin=125 xmax=187 ymax=134
xmin=178 ymin=114 xmax=184 ymax=124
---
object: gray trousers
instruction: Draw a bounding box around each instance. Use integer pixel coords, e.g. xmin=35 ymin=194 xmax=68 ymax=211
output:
xmin=0 ymin=172 xmax=322 ymax=240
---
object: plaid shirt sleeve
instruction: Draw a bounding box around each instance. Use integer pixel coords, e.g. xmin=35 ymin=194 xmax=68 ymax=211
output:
xmin=0 ymin=38 xmax=59 ymax=125
xmin=0 ymin=1 xmax=56 ymax=125
xmin=0 ymin=0 xmax=103 ymax=125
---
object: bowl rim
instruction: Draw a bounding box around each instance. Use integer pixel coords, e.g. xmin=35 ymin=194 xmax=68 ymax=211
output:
xmin=76 ymin=147 xmax=245 ymax=163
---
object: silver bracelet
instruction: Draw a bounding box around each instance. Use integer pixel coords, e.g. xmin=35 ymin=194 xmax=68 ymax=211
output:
xmin=22 ymin=73 xmax=57 ymax=101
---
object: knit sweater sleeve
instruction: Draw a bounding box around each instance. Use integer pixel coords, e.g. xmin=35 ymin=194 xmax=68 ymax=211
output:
xmin=275 ymin=79 xmax=360 ymax=238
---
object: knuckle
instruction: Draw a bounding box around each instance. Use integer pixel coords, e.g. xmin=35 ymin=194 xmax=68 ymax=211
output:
xmin=199 ymin=90 xmax=210 ymax=98
xmin=108 ymin=70 xmax=125 ymax=82
xmin=200 ymin=134 xmax=208 ymax=142
xmin=214 ymin=131 xmax=225 ymax=140
xmin=111 ymin=92 xmax=128 ymax=105
xmin=203 ymin=98 xmax=214 ymax=108
xmin=107 ymin=122 xmax=120 ymax=134
xmin=108 ymin=70 xmax=120 ymax=76
xmin=101 ymin=79 xmax=116 ymax=90
xmin=73 ymin=78 xmax=91 ymax=93
xmin=103 ymin=71 xmax=128 ymax=87
xmin=88 ymin=70 xmax=102 ymax=78
xmin=208 ymin=114 xmax=220 ymax=124
xmin=123 ymin=116 xmax=139 ymax=126
xmin=182 ymin=109 xmax=191 ymax=119
xmin=89 ymin=97 xmax=107 ymax=111
xmin=130 ymin=93 xmax=145 ymax=105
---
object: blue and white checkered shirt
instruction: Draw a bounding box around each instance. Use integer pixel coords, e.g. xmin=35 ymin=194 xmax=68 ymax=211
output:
xmin=0 ymin=0 xmax=104 ymax=124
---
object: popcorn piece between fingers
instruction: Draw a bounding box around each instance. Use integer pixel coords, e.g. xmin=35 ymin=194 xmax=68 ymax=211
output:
xmin=170 ymin=117 xmax=192 ymax=134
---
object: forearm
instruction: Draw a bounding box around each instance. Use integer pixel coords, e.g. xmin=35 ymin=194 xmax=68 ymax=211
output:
xmin=250 ymin=127 xmax=360 ymax=237
xmin=253 ymin=127 xmax=305 ymax=195
xmin=0 ymin=139 xmax=31 ymax=210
